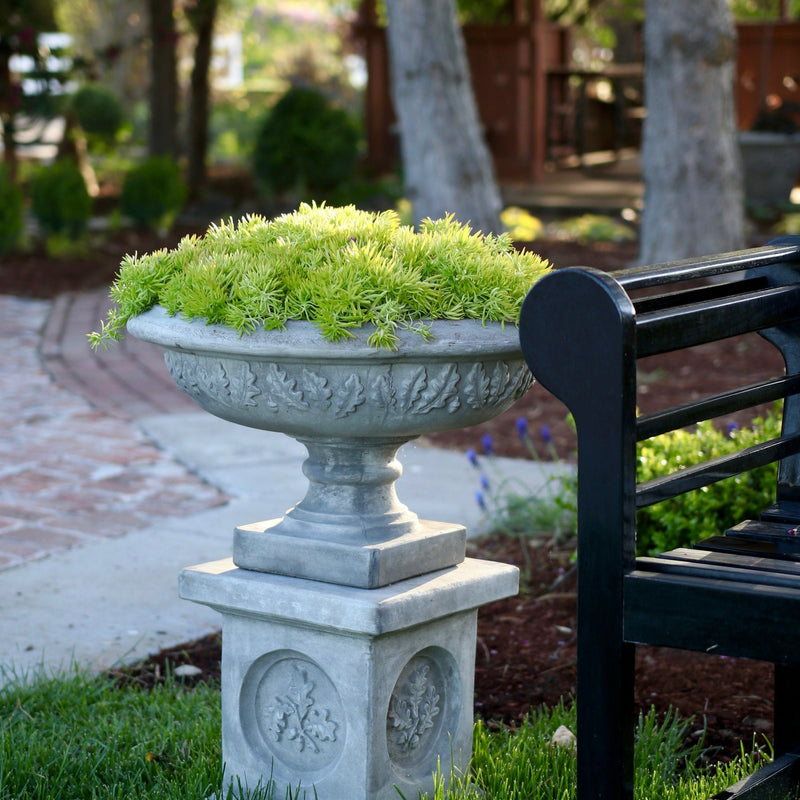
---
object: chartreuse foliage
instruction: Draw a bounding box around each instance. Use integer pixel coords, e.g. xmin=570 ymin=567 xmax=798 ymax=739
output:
xmin=89 ymin=203 xmax=551 ymax=350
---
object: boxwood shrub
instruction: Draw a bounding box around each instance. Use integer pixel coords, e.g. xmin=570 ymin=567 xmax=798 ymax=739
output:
xmin=253 ymin=87 xmax=360 ymax=196
xmin=30 ymin=159 xmax=91 ymax=239
xmin=120 ymin=156 xmax=186 ymax=231
xmin=635 ymin=405 xmax=781 ymax=555
xmin=69 ymin=83 xmax=125 ymax=143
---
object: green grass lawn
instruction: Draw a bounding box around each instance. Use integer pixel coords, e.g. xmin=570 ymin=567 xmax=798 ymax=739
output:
xmin=0 ymin=666 xmax=773 ymax=800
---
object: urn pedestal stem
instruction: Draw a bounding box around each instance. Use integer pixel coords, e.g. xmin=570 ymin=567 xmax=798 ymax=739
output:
xmin=233 ymin=435 xmax=468 ymax=588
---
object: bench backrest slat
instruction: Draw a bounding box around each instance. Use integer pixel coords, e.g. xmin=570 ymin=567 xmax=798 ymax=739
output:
xmin=615 ymin=242 xmax=800 ymax=290
xmin=636 ymin=283 xmax=800 ymax=357
xmin=636 ymin=374 xmax=800 ymax=440
xmin=635 ymin=431 xmax=800 ymax=508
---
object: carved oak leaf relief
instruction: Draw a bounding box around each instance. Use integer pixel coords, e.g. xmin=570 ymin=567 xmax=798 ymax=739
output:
xmin=300 ymin=368 xmax=333 ymax=407
xmin=387 ymin=664 xmax=441 ymax=753
xmin=369 ymin=373 xmax=396 ymax=409
xmin=262 ymin=363 xmax=308 ymax=412
xmin=166 ymin=351 xmax=531 ymax=420
xmin=333 ymin=373 xmax=366 ymax=418
xmin=265 ymin=665 xmax=338 ymax=754
xmin=463 ymin=363 xmax=492 ymax=410
xmin=165 ymin=351 xmax=201 ymax=398
xmin=227 ymin=363 xmax=261 ymax=407
xmin=487 ymin=362 xmax=511 ymax=401
xmin=397 ymin=367 xmax=430 ymax=413
xmin=410 ymin=363 xmax=460 ymax=414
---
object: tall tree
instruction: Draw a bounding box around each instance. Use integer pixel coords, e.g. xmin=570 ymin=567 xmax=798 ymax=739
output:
xmin=383 ymin=0 xmax=503 ymax=234
xmin=146 ymin=0 xmax=178 ymax=157
xmin=185 ymin=0 xmax=219 ymax=201
xmin=639 ymin=0 xmax=744 ymax=263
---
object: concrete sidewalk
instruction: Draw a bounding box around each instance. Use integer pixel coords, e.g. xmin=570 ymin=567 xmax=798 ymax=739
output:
xmin=1 ymin=411 xmax=568 ymax=684
xmin=0 ymin=293 xmax=569 ymax=683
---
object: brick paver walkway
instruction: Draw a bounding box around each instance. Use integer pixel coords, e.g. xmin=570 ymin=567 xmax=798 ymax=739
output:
xmin=0 ymin=294 xmax=227 ymax=572
xmin=42 ymin=289 xmax=197 ymax=420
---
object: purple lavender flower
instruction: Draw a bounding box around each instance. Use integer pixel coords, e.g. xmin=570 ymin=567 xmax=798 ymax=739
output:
xmin=541 ymin=424 xmax=552 ymax=444
xmin=515 ymin=417 xmax=529 ymax=440
xmin=475 ymin=490 xmax=487 ymax=510
xmin=727 ymin=421 xmax=739 ymax=437
xmin=466 ymin=448 xmax=478 ymax=467
xmin=480 ymin=474 xmax=490 ymax=490
xmin=481 ymin=433 xmax=494 ymax=455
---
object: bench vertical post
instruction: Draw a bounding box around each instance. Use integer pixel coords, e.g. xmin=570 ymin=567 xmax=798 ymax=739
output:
xmin=521 ymin=268 xmax=639 ymax=800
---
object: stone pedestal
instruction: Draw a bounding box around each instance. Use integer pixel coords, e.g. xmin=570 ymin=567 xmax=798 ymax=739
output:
xmin=180 ymin=557 xmax=518 ymax=800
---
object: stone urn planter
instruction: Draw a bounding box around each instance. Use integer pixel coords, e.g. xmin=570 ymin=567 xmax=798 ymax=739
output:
xmin=128 ymin=306 xmax=532 ymax=588
xmin=96 ymin=205 xmax=547 ymax=799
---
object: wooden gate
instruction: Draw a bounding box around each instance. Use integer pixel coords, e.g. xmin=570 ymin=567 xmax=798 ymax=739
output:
xmin=737 ymin=21 xmax=800 ymax=129
xmin=354 ymin=1 xmax=569 ymax=183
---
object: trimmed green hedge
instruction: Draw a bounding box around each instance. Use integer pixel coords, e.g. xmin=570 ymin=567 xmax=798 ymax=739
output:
xmin=635 ymin=406 xmax=781 ymax=555
xmin=120 ymin=157 xmax=186 ymax=231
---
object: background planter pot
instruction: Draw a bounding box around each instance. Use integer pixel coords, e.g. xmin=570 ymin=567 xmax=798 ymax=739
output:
xmin=739 ymin=130 xmax=800 ymax=208
xmin=127 ymin=306 xmax=534 ymax=588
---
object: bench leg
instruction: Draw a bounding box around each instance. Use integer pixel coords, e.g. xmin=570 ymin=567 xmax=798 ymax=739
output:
xmin=577 ymin=639 xmax=636 ymax=800
xmin=775 ymin=664 xmax=800 ymax=754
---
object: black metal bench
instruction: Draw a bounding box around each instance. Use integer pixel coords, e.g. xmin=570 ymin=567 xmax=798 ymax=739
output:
xmin=519 ymin=235 xmax=800 ymax=800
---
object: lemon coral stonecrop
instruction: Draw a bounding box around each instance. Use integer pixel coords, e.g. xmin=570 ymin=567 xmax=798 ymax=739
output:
xmin=89 ymin=203 xmax=550 ymax=350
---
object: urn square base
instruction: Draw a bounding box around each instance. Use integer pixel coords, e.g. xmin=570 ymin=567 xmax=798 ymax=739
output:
xmin=180 ymin=557 xmax=518 ymax=800
xmin=233 ymin=518 xmax=466 ymax=588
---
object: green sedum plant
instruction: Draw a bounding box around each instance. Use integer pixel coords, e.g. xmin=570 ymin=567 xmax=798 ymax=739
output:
xmin=89 ymin=203 xmax=551 ymax=350
xmin=0 ymin=165 xmax=24 ymax=256
xmin=30 ymin=159 xmax=91 ymax=240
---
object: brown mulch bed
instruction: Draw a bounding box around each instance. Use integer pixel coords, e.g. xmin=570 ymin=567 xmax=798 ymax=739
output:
xmin=5 ymin=225 xmax=781 ymax=760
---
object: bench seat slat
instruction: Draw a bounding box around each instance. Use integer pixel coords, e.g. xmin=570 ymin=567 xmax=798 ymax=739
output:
xmin=706 ymin=752 xmax=800 ymax=800
xmin=636 ymin=432 xmax=800 ymax=508
xmin=623 ymin=568 xmax=800 ymax=663
xmin=650 ymin=549 xmax=800 ymax=578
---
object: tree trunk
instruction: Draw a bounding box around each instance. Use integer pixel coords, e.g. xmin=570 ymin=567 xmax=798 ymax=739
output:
xmin=147 ymin=0 xmax=179 ymax=158
xmin=383 ymin=0 xmax=503 ymax=234
xmin=639 ymin=0 xmax=744 ymax=264
xmin=0 ymin=51 xmax=17 ymax=180
xmin=186 ymin=0 xmax=219 ymax=202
